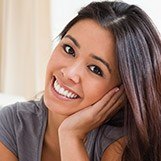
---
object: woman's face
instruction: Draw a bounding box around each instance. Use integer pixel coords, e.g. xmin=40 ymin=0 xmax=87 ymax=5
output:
xmin=44 ymin=19 xmax=121 ymax=116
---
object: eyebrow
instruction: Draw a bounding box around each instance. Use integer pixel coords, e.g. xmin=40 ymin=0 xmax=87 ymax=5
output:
xmin=64 ymin=34 xmax=112 ymax=73
xmin=64 ymin=35 xmax=80 ymax=48
xmin=90 ymin=54 xmax=112 ymax=73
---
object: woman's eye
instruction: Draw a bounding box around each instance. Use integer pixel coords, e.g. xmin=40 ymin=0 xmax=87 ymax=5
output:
xmin=63 ymin=44 xmax=75 ymax=57
xmin=88 ymin=65 xmax=103 ymax=77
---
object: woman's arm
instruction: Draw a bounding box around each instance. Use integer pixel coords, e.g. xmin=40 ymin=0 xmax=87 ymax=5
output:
xmin=0 ymin=142 xmax=18 ymax=161
xmin=59 ymin=131 xmax=89 ymax=161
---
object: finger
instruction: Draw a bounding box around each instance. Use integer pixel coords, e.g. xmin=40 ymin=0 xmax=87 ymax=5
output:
xmin=103 ymin=85 xmax=124 ymax=111
xmin=102 ymin=92 xmax=126 ymax=121
xmin=78 ymin=87 xmax=122 ymax=126
xmin=98 ymin=88 xmax=125 ymax=120
xmin=96 ymin=85 xmax=124 ymax=114
xmin=92 ymin=86 xmax=121 ymax=111
xmin=89 ymin=92 xmax=126 ymax=128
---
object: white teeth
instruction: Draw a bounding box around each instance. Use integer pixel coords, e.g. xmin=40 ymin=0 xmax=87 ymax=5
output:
xmin=59 ymin=87 xmax=64 ymax=94
xmin=71 ymin=94 xmax=75 ymax=98
xmin=64 ymin=90 xmax=68 ymax=96
xmin=53 ymin=79 xmax=78 ymax=99
xmin=67 ymin=92 xmax=72 ymax=98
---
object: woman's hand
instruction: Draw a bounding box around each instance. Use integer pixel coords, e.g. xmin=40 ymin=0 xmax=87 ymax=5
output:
xmin=58 ymin=85 xmax=125 ymax=140
xmin=58 ymin=85 xmax=125 ymax=161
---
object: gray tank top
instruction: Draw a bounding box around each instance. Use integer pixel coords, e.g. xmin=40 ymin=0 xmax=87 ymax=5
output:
xmin=0 ymin=97 xmax=125 ymax=161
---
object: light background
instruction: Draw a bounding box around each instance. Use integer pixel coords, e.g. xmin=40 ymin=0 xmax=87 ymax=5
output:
xmin=0 ymin=0 xmax=160 ymax=104
xmin=51 ymin=0 xmax=161 ymax=40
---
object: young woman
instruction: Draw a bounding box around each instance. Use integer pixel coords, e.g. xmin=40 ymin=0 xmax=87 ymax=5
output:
xmin=0 ymin=1 xmax=161 ymax=161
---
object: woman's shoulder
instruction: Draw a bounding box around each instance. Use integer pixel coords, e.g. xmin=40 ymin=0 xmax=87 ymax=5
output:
xmin=97 ymin=109 xmax=126 ymax=144
xmin=0 ymin=96 xmax=48 ymax=136
xmin=85 ymin=109 xmax=126 ymax=161
xmin=0 ymin=97 xmax=48 ymax=158
xmin=0 ymin=97 xmax=47 ymax=119
xmin=85 ymin=123 xmax=126 ymax=161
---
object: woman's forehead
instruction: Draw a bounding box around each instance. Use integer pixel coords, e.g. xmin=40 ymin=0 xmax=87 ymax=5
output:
xmin=65 ymin=19 xmax=115 ymax=54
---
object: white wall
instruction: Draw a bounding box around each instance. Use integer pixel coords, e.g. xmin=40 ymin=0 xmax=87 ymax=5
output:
xmin=50 ymin=0 xmax=161 ymax=40
xmin=50 ymin=0 xmax=95 ymax=40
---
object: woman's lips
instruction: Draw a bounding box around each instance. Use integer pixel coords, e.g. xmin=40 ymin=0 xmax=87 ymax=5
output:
xmin=50 ymin=76 xmax=80 ymax=101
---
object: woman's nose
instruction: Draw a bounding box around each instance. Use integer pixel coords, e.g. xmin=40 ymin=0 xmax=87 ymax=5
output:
xmin=60 ymin=64 xmax=81 ymax=84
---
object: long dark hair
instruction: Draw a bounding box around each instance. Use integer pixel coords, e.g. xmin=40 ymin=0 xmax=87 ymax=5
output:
xmin=59 ymin=1 xmax=161 ymax=161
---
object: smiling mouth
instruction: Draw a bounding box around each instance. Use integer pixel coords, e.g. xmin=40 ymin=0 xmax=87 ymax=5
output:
xmin=52 ymin=77 xmax=80 ymax=99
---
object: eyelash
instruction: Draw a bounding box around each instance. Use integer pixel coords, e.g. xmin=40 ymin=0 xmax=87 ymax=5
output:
xmin=62 ymin=43 xmax=104 ymax=77
xmin=62 ymin=44 xmax=76 ymax=57
xmin=88 ymin=65 xmax=103 ymax=77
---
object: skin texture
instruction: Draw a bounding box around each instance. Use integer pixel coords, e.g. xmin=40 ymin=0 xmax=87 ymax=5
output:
xmin=0 ymin=142 xmax=18 ymax=161
xmin=0 ymin=19 xmax=126 ymax=161
xmin=44 ymin=19 xmax=121 ymax=118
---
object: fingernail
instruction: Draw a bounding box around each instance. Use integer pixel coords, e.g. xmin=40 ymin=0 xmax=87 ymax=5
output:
xmin=114 ymin=87 xmax=120 ymax=92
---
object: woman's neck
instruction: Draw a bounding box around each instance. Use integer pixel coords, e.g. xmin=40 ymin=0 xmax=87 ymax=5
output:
xmin=46 ymin=109 xmax=67 ymax=140
xmin=42 ymin=110 xmax=67 ymax=159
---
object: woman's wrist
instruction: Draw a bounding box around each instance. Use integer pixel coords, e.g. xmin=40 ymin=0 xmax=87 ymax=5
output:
xmin=58 ymin=125 xmax=86 ymax=141
xmin=58 ymin=128 xmax=89 ymax=161
xmin=58 ymin=127 xmax=83 ymax=142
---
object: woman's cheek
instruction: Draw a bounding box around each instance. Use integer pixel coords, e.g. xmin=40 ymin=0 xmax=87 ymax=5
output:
xmin=83 ymin=80 xmax=109 ymax=103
